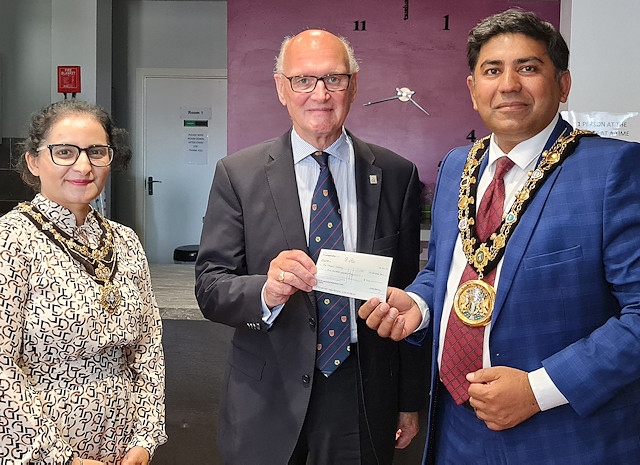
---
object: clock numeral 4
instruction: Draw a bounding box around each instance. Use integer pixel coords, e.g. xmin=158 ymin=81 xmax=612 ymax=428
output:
xmin=354 ymin=20 xmax=367 ymax=31
xmin=466 ymin=130 xmax=476 ymax=142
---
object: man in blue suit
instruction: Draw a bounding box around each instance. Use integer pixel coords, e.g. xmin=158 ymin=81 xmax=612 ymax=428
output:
xmin=359 ymin=8 xmax=640 ymax=464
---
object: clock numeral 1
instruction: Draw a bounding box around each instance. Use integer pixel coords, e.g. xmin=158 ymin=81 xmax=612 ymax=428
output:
xmin=466 ymin=130 xmax=476 ymax=142
xmin=443 ymin=15 xmax=450 ymax=31
xmin=404 ymin=0 xmax=409 ymax=20
xmin=354 ymin=20 xmax=367 ymax=31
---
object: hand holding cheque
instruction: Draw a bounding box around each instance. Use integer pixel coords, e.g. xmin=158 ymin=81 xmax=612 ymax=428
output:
xmin=314 ymin=250 xmax=423 ymax=340
xmin=358 ymin=287 xmax=424 ymax=341
xmin=265 ymin=249 xmax=394 ymax=309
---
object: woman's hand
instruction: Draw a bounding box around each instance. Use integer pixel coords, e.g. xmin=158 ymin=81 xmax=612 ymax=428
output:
xmin=77 ymin=459 xmax=104 ymax=465
xmin=121 ymin=446 xmax=150 ymax=465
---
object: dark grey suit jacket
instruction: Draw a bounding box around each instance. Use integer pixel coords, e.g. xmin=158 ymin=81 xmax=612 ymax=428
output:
xmin=195 ymin=129 xmax=430 ymax=464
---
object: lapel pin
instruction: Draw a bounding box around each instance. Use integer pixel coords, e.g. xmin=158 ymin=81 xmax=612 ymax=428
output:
xmin=369 ymin=175 xmax=378 ymax=185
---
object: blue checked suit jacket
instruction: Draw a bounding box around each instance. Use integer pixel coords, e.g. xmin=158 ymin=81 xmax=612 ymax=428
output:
xmin=407 ymin=117 xmax=640 ymax=463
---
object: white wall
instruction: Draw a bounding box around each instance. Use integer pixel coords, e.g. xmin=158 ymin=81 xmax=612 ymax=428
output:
xmin=110 ymin=0 xmax=227 ymax=228
xmin=0 ymin=0 xmax=227 ymax=139
xmin=561 ymin=0 xmax=640 ymax=113
xmin=0 ymin=0 xmax=112 ymax=136
xmin=111 ymin=0 xmax=227 ymax=130
xmin=0 ymin=0 xmax=52 ymax=137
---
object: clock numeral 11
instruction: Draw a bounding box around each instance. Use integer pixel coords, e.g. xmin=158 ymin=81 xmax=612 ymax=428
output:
xmin=354 ymin=20 xmax=367 ymax=31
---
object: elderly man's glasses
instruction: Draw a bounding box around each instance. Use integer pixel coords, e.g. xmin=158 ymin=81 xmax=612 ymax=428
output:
xmin=37 ymin=144 xmax=114 ymax=167
xmin=282 ymin=73 xmax=352 ymax=93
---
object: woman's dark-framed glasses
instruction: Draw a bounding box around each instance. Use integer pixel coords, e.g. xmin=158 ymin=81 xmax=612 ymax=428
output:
xmin=282 ymin=74 xmax=352 ymax=93
xmin=37 ymin=144 xmax=114 ymax=167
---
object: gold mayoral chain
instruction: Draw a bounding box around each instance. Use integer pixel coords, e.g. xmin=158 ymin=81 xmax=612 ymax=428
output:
xmin=18 ymin=202 xmax=122 ymax=313
xmin=454 ymin=128 xmax=597 ymax=327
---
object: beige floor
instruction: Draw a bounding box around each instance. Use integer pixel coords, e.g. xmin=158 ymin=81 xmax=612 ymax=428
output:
xmin=150 ymin=264 xmax=202 ymax=319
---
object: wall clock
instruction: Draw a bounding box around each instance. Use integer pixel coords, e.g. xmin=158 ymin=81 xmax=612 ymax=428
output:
xmin=364 ymin=87 xmax=430 ymax=116
xmin=227 ymin=0 xmax=560 ymax=191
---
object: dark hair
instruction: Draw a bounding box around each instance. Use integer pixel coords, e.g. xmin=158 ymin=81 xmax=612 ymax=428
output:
xmin=467 ymin=8 xmax=569 ymax=78
xmin=16 ymin=99 xmax=132 ymax=191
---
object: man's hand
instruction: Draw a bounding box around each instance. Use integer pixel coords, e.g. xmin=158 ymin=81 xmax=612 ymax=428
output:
xmin=263 ymin=249 xmax=317 ymax=308
xmin=467 ymin=366 xmax=541 ymax=431
xmin=395 ymin=411 xmax=419 ymax=449
xmin=358 ymin=287 xmax=423 ymax=341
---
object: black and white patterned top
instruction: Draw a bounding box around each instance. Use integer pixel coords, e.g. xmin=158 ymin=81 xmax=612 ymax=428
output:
xmin=0 ymin=194 xmax=167 ymax=464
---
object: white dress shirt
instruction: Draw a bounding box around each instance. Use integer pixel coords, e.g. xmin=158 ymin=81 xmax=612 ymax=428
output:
xmin=412 ymin=115 xmax=568 ymax=411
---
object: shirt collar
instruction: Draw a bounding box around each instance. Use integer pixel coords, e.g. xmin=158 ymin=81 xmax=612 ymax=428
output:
xmin=488 ymin=114 xmax=559 ymax=170
xmin=291 ymin=127 xmax=351 ymax=164
xmin=31 ymin=193 xmax=99 ymax=238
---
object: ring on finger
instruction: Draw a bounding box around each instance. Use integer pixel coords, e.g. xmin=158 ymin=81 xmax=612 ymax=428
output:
xmin=278 ymin=271 xmax=285 ymax=282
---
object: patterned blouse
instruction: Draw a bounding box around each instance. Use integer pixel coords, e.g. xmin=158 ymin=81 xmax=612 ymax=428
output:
xmin=0 ymin=195 xmax=167 ymax=464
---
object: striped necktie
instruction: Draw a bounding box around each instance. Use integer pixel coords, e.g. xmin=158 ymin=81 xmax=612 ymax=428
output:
xmin=308 ymin=151 xmax=350 ymax=376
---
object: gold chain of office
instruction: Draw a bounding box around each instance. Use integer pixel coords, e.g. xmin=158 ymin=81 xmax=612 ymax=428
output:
xmin=18 ymin=202 xmax=121 ymax=313
xmin=457 ymin=128 xmax=597 ymax=279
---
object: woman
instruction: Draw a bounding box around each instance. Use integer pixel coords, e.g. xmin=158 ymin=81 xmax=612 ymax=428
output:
xmin=0 ymin=100 xmax=167 ymax=465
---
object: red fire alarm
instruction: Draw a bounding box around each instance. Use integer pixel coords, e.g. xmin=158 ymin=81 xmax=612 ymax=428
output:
xmin=57 ymin=65 xmax=81 ymax=95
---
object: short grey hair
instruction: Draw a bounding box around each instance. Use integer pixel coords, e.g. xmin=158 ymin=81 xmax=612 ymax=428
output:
xmin=274 ymin=31 xmax=360 ymax=75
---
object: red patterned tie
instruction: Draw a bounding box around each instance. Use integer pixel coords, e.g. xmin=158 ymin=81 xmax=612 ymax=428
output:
xmin=440 ymin=156 xmax=515 ymax=404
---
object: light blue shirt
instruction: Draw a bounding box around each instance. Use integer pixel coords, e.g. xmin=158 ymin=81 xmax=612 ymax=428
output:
xmin=261 ymin=128 xmax=359 ymax=341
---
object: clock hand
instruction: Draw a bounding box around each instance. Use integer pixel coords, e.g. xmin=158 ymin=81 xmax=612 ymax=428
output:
xmin=408 ymin=97 xmax=430 ymax=116
xmin=363 ymin=87 xmax=408 ymax=106
xmin=363 ymin=87 xmax=430 ymax=115
xmin=363 ymin=95 xmax=400 ymax=106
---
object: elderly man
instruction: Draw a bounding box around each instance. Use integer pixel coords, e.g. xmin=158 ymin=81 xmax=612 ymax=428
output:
xmin=196 ymin=29 xmax=429 ymax=464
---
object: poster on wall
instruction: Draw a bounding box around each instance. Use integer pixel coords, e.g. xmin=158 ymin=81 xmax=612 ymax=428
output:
xmin=181 ymin=107 xmax=212 ymax=164
xmin=183 ymin=128 xmax=208 ymax=165
xmin=562 ymin=111 xmax=640 ymax=143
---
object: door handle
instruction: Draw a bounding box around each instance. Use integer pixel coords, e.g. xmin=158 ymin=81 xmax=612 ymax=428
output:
xmin=147 ymin=176 xmax=162 ymax=195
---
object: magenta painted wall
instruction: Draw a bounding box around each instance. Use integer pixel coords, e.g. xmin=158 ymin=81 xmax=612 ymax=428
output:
xmin=227 ymin=0 xmax=560 ymax=188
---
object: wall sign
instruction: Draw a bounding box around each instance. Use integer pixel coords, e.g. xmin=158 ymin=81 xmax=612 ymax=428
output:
xmin=181 ymin=106 xmax=212 ymax=165
xmin=562 ymin=111 xmax=640 ymax=143
xmin=57 ymin=65 xmax=81 ymax=94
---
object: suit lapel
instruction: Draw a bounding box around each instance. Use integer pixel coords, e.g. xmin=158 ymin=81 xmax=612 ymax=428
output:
xmin=264 ymin=131 xmax=309 ymax=253
xmin=432 ymin=150 xmax=470 ymax=344
xmin=492 ymin=117 xmax=573 ymax=321
xmin=350 ymin=133 xmax=382 ymax=254
xmin=264 ymin=131 xmax=317 ymax=311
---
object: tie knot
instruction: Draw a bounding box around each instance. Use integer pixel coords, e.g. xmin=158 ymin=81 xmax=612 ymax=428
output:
xmin=312 ymin=151 xmax=329 ymax=167
xmin=494 ymin=157 xmax=515 ymax=180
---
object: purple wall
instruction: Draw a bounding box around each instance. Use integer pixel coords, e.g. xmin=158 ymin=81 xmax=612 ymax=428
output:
xmin=228 ymin=0 xmax=560 ymax=189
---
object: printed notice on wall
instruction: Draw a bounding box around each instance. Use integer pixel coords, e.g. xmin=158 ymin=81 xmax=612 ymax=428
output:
xmin=181 ymin=107 xmax=212 ymax=165
xmin=561 ymin=111 xmax=640 ymax=142
xmin=183 ymin=129 xmax=208 ymax=165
